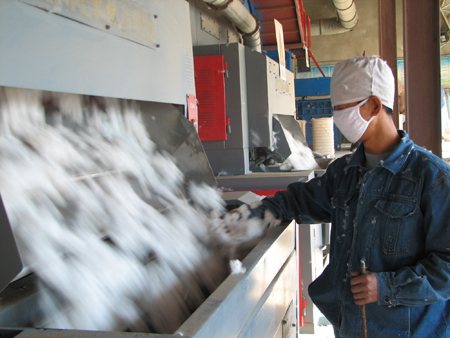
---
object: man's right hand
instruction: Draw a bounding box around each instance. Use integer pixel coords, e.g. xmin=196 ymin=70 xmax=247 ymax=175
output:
xmin=209 ymin=203 xmax=281 ymax=246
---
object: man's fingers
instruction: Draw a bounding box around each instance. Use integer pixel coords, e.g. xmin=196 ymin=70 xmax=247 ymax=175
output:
xmin=350 ymin=273 xmax=372 ymax=285
xmin=351 ymin=284 xmax=366 ymax=294
xmin=352 ymin=292 xmax=366 ymax=300
xmin=347 ymin=271 xmax=361 ymax=278
xmin=349 ymin=271 xmax=379 ymax=305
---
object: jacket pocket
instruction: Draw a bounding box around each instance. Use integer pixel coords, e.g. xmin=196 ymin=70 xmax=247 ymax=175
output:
xmin=364 ymin=303 xmax=410 ymax=337
xmin=374 ymin=199 xmax=417 ymax=255
xmin=331 ymin=191 xmax=355 ymax=243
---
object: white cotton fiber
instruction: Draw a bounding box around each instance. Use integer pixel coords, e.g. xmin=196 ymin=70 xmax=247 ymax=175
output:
xmin=0 ymin=87 xmax=236 ymax=333
xmin=230 ymin=260 xmax=246 ymax=274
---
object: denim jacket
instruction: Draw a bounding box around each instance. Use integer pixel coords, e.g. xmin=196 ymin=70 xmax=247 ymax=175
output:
xmin=261 ymin=131 xmax=450 ymax=337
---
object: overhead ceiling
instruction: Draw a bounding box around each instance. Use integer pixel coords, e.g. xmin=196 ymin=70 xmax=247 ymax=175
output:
xmin=249 ymin=0 xmax=450 ymax=64
xmin=250 ymin=0 xmax=336 ymax=51
xmin=251 ymin=0 xmax=306 ymax=51
xmin=250 ymin=0 xmax=364 ymax=61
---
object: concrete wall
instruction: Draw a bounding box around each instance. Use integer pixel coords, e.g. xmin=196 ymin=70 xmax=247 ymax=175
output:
xmin=304 ymin=0 xmax=379 ymax=65
xmin=304 ymin=0 xmax=450 ymax=64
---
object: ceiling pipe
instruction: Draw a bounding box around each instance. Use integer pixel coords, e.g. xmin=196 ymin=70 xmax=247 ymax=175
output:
xmin=203 ymin=0 xmax=262 ymax=52
xmin=310 ymin=0 xmax=358 ymax=36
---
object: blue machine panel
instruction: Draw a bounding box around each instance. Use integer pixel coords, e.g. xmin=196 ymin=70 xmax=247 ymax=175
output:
xmin=294 ymin=77 xmax=331 ymax=97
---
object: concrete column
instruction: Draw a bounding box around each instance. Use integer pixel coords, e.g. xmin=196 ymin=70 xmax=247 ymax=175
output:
xmin=403 ymin=0 xmax=441 ymax=156
xmin=378 ymin=0 xmax=398 ymax=128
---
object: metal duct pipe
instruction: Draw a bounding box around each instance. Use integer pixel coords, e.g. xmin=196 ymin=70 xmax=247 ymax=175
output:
xmin=203 ymin=0 xmax=262 ymax=52
xmin=310 ymin=0 xmax=358 ymax=36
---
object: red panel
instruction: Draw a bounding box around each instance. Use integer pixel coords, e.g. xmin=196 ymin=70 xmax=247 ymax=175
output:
xmin=250 ymin=189 xmax=286 ymax=197
xmin=186 ymin=94 xmax=198 ymax=126
xmin=194 ymin=55 xmax=227 ymax=142
xmin=252 ymin=0 xmax=293 ymax=8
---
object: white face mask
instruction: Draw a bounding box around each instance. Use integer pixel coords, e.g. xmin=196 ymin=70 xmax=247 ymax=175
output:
xmin=333 ymin=98 xmax=374 ymax=144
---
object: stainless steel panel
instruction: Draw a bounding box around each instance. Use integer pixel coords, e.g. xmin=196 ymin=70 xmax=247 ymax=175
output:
xmin=0 ymin=274 xmax=42 ymax=328
xmin=246 ymin=50 xmax=296 ymax=149
xmin=275 ymin=114 xmax=308 ymax=147
xmin=246 ymin=50 xmax=271 ymax=148
xmin=200 ymin=12 xmax=221 ymax=40
xmin=298 ymin=224 xmax=325 ymax=335
xmin=0 ymin=196 xmax=22 ymax=294
xmin=228 ymin=30 xmax=241 ymax=44
xmin=12 ymin=329 xmax=189 ymax=338
xmin=216 ymin=171 xmax=314 ymax=192
xmin=19 ymin=0 xmax=159 ymax=49
xmin=176 ymin=222 xmax=296 ymax=338
xmin=0 ymin=0 xmax=194 ymax=105
xmin=189 ymin=0 xmax=241 ymax=47
xmin=238 ymin=255 xmax=297 ymax=338
xmin=1 ymin=222 xmax=297 ymax=338
xmin=282 ymin=302 xmax=296 ymax=338
xmin=202 ymin=148 xmax=249 ymax=176
xmin=138 ymin=102 xmax=217 ymax=187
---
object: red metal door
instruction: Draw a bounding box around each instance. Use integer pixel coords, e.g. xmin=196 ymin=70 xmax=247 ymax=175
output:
xmin=194 ymin=55 xmax=228 ymax=141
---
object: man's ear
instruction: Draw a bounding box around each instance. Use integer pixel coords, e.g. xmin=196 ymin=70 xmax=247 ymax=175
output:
xmin=370 ymin=96 xmax=382 ymax=117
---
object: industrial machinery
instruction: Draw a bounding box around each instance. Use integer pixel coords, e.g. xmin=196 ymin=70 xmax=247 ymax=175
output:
xmin=0 ymin=0 xmax=324 ymax=337
xmin=193 ymin=42 xmax=301 ymax=175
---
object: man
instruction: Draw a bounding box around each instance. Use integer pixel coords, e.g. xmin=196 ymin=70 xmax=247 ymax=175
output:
xmin=249 ymin=57 xmax=450 ymax=337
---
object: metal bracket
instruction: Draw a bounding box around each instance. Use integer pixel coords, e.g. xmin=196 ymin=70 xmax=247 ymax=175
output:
xmin=282 ymin=301 xmax=296 ymax=338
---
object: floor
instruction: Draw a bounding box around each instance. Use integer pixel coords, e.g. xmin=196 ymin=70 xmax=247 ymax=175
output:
xmin=300 ymin=325 xmax=335 ymax=338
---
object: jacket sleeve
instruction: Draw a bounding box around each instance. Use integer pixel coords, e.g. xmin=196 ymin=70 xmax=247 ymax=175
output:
xmin=254 ymin=158 xmax=343 ymax=225
xmin=376 ymin=172 xmax=450 ymax=307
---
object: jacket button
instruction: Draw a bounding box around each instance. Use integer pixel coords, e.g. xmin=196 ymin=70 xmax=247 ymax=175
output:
xmin=384 ymin=296 xmax=391 ymax=304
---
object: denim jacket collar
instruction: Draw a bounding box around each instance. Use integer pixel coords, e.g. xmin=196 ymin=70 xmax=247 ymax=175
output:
xmin=345 ymin=130 xmax=414 ymax=175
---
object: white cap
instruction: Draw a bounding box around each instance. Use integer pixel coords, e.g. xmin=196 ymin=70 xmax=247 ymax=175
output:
xmin=330 ymin=57 xmax=395 ymax=109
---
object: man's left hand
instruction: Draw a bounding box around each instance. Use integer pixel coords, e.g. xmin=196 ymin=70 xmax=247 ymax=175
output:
xmin=348 ymin=271 xmax=379 ymax=305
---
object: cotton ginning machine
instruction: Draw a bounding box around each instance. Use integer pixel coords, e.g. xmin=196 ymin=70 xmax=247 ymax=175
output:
xmin=0 ymin=0 xmax=321 ymax=337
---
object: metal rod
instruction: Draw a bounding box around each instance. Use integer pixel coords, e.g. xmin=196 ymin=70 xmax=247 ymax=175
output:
xmin=260 ymin=30 xmax=302 ymax=36
xmin=294 ymin=0 xmax=306 ymax=45
xmin=309 ymin=51 xmax=326 ymax=77
xmin=307 ymin=16 xmax=311 ymax=48
xmin=361 ymin=260 xmax=367 ymax=338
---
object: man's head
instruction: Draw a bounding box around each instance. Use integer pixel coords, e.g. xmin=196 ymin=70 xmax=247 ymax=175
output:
xmin=331 ymin=56 xmax=395 ymax=110
xmin=330 ymin=57 xmax=396 ymax=144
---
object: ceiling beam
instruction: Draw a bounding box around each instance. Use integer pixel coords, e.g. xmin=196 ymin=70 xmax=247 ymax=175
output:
xmin=260 ymin=30 xmax=300 ymax=36
xmin=263 ymin=42 xmax=305 ymax=51
xmin=260 ymin=18 xmax=296 ymax=24
xmin=254 ymin=4 xmax=295 ymax=11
